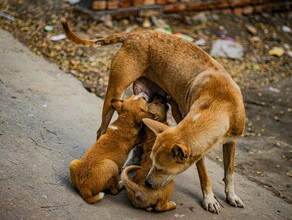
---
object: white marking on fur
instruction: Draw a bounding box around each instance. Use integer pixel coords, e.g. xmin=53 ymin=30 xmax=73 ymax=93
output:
xmin=192 ymin=113 xmax=201 ymax=122
xmin=109 ymin=125 xmax=118 ymax=130
xmin=134 ymin=92 xmax=149 ymax=102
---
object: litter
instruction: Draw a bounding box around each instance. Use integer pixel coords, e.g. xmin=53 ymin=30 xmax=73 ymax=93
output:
xmin=210 ymin=39 xmax=244 ymax=59
xmin=0 ymin=11 xmax=16 ymax=21
xmin=66 ymin=0 xmax=81 ymax=4
xmin=155 ymin=28 xmax=172 ymax=34
xmin=174 ymin=33 xmax=194 ymax=42
xmin=50 ymin=34 xmax=66 ymax=41
xmin=44 ymin=25 xmax=54 ymax=32
xmin=195 ymin=39 xmax=206 ymax=46
xmin=268 ymin=47 xmax=285 ymax=57
xmin=151 ymin=17 xmax=170 ymax=28
xmin=245 ymin=24 xmax=257 ymax=35
xmin=282 ymin=25 xmax=291 ymax=33
xmin=142 ymin=18 xmax=151 ymax=28
xmin=268 ymin=87 xmax=280 ymax=93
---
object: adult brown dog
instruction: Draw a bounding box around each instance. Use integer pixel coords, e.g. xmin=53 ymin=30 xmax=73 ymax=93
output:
xmin=122 ymin=96 xmax=175 ymax=212
xmin=62 ymin=20 xmax=245 ymax=213
xmin=69 ymin=95 xmax=154 ymax=203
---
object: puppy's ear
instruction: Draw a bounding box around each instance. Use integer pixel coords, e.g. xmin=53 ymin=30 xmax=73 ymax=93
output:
xmin=171 ymin=144 xmax=191 ymax=163
xmin=142 ymin=118 xmax=170 ymax=135
xmin=111 ymin=99 xmax=123 ymax=112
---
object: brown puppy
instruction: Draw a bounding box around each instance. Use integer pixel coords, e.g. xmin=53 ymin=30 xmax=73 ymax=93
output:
xmin=62 ymin=20 xmax=245 ymax=213
xmin=70 ymin=94 xmax=154 ymax=203
xmin=122 ymin=97 xmax=175 ymax=212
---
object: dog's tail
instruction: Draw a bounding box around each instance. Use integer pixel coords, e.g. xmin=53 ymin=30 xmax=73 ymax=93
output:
xmin=61 ymin=18 xmax=127 ymax=47
xmin=121 ymin=165 xmax=143 ymax=193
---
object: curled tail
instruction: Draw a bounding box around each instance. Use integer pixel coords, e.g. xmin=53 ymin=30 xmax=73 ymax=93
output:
xmin=121 ymin=165 xmax=142 ymax=193
xmin=61 ymin=18 xmax=127 ymax=47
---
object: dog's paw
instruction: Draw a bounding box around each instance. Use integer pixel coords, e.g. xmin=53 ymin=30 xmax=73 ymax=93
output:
xmin=202 ymin=194 xmax=221 ymax=214
xmin=226 ymin=193 xmax=244 ymax=208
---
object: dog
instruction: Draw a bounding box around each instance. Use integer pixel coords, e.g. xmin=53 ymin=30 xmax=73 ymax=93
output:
xmin=62 ymin=20 xmax=246 ymax=213
xmin=121 ymin=96 xmax=176 ymax=212
xmin=69 ymin=94 xmax=154 ymax=203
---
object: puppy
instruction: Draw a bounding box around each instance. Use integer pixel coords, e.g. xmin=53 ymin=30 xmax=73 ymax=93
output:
xmin=121 ymin=96 xmax=175 ymax=212
xmin=62 ymin=20 xmax=245 ymax=213
xmin=70 ymin=94 xmax=154 ymax=203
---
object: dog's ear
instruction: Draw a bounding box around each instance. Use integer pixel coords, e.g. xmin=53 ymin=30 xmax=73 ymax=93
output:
xmin=111 ymin=99 xmax=123 ymax=112
xmin=142 ymin=118 xmax=169 ymax=135
xmin=171 ymin=144 xmax=191 ymax=163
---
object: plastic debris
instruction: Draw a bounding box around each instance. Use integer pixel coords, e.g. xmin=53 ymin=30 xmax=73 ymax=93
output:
xmin=287 ymin=51 xmax=292 ymax=58
xmin=268 ymin=87 xmax=280 ymax=93
xmin=155 ymin=27 xmax=172 ymax=34
xmin=151 ymin=17 xmax=170 ymax=28
xmin=50 ymin=34 xmax=66 ymax=41
xmin=268 ymin=47 xmax=285 ymax=57
xmin=174 ymin=33 xmax=194 ymax=42
xmin=245 ymin=24 xmax=257 ymax=35
xmin=0 ymin=11 xmax=16 ymax=21
xmin=282 ymin=25 xmax=291 ymax=33
xmin=210 ymin=40 xmax=244 ymax=59
xmin=195 ymin=39 xmax=206 ymax=46
xmin=44 ymin=25 xmax=53 ymax=32
xmin=142 ymin=18 xmax=151 ymax=28
xmin=66 ymin=0 xmax=81 ymax=4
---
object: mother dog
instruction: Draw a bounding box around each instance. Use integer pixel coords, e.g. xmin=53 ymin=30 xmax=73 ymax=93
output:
xmin=62 ymin=20 xmax=245 ymax=214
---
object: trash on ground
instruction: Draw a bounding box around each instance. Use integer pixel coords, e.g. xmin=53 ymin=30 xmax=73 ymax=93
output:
xmin=50 ymin=34 xmax=66 ymax=41
xmin=191 ymin=12 xmax=207 ymax=23
xmin=287 ymin=51 xmax=292 ymax=57
xmin=251 ymin=36 xmax=261 ymax=42
xmin=142 ymin=18 xmax=151 ymax=28
xmin=195 ymin=39 xmax=206 ymax=46
xmin=282 ymin=25 xmax=291 ymax=33
xmin=174 ymin=33 xmax=194 ymax=42
xmin=0 ymin=11 xmax=16 ymax=21
xmin=45 ymin=25 xmax=54 ymax=32
xmin=210 ymin=39 xmax=244 ymax=59
xmin=66 ymin=0 xmax=81 ymax=4
xmin=155 ymin=27 xmax=172 ymax=34
xmin=174 ymin=213 xmax=185 ymax=218
xmin=268 ymin=87 xmax=280 ymax=93
xmin=151 ymin=17 xmax=170 ymax=28
xmin=268 ymin=47 xmax=285 ymax=57
xmin=245 ymin=24 xmax=257 ymax=35
xmin=103 ymin=14 xmax=113 ymax=28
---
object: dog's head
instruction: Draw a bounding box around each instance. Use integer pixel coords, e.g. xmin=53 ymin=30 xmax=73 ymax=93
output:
xmin=147 ymin=96 xmax=169 ymax=122
xmin=142 ymin=118 xmax=192 ymax=189
xmin=111 ymin=94 xmax=155 ymax=124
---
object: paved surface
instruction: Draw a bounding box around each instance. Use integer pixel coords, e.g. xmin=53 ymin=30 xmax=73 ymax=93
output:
xmin=0 ymin=29 xmax=291 ymax=220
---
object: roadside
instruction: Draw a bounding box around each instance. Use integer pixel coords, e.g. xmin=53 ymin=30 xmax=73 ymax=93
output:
xmin=1 ymin=0 xmax=291 ymax=206
xmin=1 ymin=28 xmax=292 ymax=220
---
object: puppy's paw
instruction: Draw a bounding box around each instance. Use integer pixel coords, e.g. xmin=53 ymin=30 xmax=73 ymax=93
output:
xmin=202 ymin=194 xmax=221 ymax=214
xmin=226 ymin=193 xmax=244 ymax=208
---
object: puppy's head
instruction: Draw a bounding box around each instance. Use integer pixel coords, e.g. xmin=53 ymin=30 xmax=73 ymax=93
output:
xmin=147 ymin=96 xmax=169 ymax=122
xmin=143 ymin=118 xmax=192 ymax=189
xmin=111 ymin=95 xmax=155 ymax=124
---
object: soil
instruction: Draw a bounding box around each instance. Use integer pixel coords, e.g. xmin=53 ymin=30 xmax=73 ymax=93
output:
xmin=1 ymin=0 xmax=291 ymax=204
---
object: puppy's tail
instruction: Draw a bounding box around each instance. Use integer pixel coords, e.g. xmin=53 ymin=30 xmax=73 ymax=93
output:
xmin=121 ymin=165 xmax=142 ymax=193
xmin=61 ymin=18 xmax=127 ymax=47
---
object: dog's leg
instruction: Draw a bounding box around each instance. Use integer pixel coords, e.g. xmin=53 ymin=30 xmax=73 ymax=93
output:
xmin=223 ymin=141 xmax=244 ymax=208
xmin=96 ymin=50 xmax=147 ymax=140
xmin=196 ymin=157 xmax=220 ymax=214
xmin=168 ymin=97 xmax=182 ymax=124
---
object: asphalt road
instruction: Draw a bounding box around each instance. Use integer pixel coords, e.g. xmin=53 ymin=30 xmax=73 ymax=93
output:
xmin=0 ymin=29 xmax=291 ymax=219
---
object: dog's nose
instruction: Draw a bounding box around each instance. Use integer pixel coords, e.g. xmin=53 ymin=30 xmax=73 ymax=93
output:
xmin=145 ymin=179 xmax=152 ymax=187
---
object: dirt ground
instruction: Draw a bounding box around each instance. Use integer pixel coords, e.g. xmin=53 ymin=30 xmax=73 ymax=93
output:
xmin=1 ymin=0 xmax=291 ymax=204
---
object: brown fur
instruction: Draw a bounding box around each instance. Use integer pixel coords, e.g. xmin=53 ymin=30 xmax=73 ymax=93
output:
xmin=122 ymin=97 xmax=175 ymax=212
xmin=69 ymin=95 xmax=154 ymax=203
xmin=62 ymin=20 xmax=245 ymax=213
